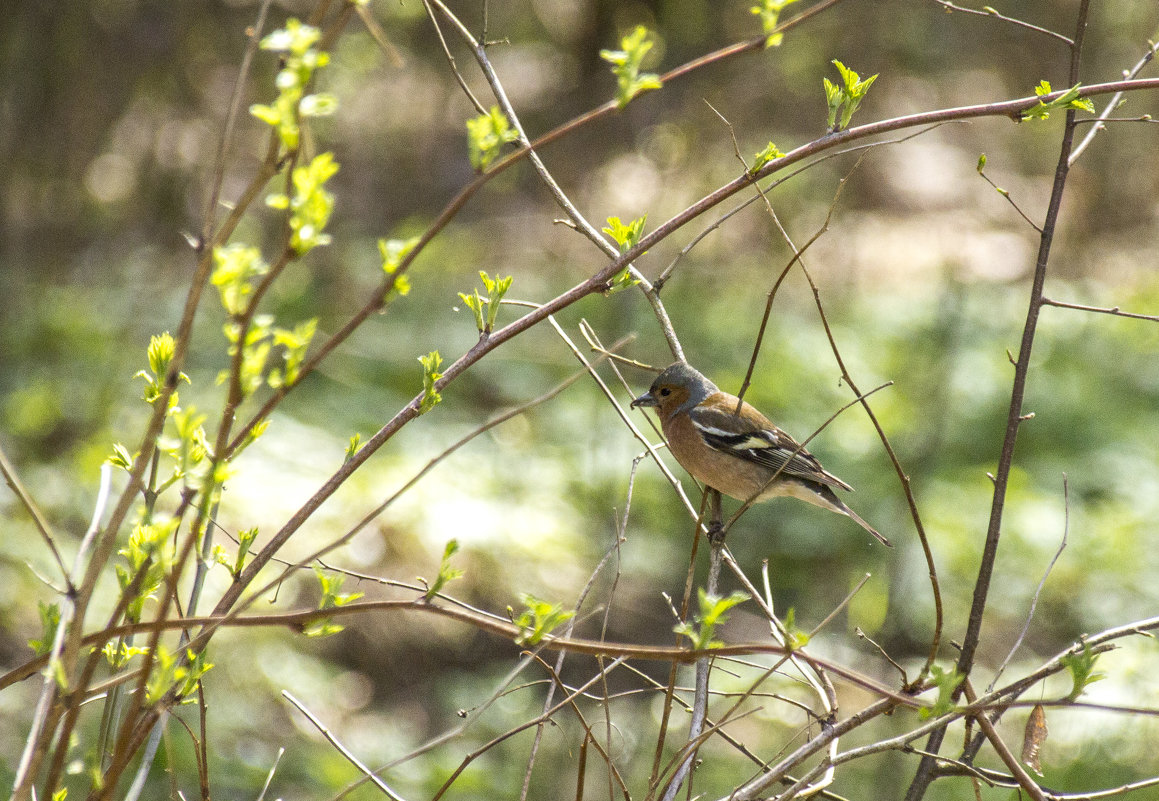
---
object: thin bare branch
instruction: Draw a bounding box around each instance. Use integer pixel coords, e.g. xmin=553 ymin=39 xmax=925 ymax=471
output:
xmin=283 ymin=691 xmax=409 ymax=801
xmin=927 ymin=0 xmax=1074 ymax=45
xmin=1041 ymin=297 xmax=1159 ymax=323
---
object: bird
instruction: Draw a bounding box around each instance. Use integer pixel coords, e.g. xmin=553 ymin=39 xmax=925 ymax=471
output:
xmin=630 ymin=361 xmax=890 ymax=546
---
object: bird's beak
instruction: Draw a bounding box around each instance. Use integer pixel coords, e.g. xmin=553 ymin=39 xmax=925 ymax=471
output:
xmin=630 ymin=390 xmax=657 ymax=409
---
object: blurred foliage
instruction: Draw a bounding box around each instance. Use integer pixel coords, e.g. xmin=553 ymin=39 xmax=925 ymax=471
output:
xmin=3 ymin=0 xmax=1159 ymax=799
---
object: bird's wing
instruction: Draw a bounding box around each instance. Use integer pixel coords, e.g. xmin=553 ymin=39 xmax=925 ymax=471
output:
xmin=688 ymin=405 xmax=853 ymax=492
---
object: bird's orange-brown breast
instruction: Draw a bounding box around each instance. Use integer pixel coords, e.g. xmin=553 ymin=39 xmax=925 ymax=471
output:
xmin=661 ymin=406 xmax=772 ymax=501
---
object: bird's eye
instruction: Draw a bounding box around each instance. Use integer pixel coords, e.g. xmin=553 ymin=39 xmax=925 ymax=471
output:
xmin=658 ymin=387 xmax=671 ymax=397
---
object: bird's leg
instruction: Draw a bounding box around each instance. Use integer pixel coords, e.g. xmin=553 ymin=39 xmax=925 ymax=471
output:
xmin=706 ymin=489 xmax=725 ymax=543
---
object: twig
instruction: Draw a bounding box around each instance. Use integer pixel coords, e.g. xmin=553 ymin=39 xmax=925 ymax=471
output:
xmin=1040 ymin=297 xmax=1159 ymax=323
xmin=10 ymin=462 xmax=112 ymax=797
xmin=426 ymin=0 xmax=685 ymax=361
xmin=283 ymin=691 xmax=409 ymax=801
xmin=427 ymin=657 xmax=630 ymax=801
xmin=905 ymin=2 xmax=1093 ymax=796
xmin=519 ymin=491 xmax=629 ymax=800
xmin=255 ymin=747 xmax=284 ymax=801
xmin=0 ymin=442 xmax=69 ymax=585
xmin=962 ymin=679 xmax=1048 ymax=801
xmin=810 ymin=574 xmax=872 ymax=638
xmin=977 ymin=163 xmax=1044 ymax=233
xmin=421 ymin=0 xmax=487 ymax=114
xmin=197 ymin=0 xmax=274 ymax=247
xmin=1070 ymin=38 xmax=1159 ymax=163
xmin=659 ymin=492 xmax=724 ymax=801
xmin=735 ymin=148 xmax=866 ymax=408
xmin=989 ymin=475 xmax=1070 ymax=690
xmin=927 ymin=0 xmax=1074 ymax=45
xmin=855 ymin=627 xmax=908 ymax=684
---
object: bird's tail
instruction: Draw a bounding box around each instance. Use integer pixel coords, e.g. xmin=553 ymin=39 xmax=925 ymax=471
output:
xmin=841 ymin=504 xmax=891 ymax=547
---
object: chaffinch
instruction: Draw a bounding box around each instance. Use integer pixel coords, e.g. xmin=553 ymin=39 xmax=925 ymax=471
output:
xmin=631 ymin=361 xmax=890 ymax=546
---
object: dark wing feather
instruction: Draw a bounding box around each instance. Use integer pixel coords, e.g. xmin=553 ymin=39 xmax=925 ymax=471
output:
xmin=688 ymin=405 xmax=852 ymax=491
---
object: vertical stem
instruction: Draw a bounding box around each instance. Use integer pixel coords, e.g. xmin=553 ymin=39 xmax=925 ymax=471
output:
xmin=660 ymin=491 xmax=723 ymax=801
xmin=905 ymin=3 xmax=1090 ymax=798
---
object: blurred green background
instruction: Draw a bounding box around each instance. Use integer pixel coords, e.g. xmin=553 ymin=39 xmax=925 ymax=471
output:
xmin=3 ymin=0 xmax=1159 ymax=798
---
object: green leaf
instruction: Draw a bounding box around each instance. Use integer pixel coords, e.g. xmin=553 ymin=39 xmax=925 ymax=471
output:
xmin=782 ymin=607 xmax=810 ymax=651
xmin=674 ymin=588 xmax=749 ymax=650
xmin=101 ymin=641 xmax=149 ymax=669
xmin=479 ymin=271 xmax=513 ymax=331
xmin=423 ymin=539 xmax=465 ymax=600
xmin=28 ymin=601 xmax=60 ymax=657
xmin=215 ymin=526 xmax=258 ymax=579
xmin=281 ymin=152 xmax=339 ymax=255
xmin=1060 ymin=640 xmax=1105 ymax=701
xmin=378 ymin=236 xmax=418 ymax=274
xmin=135 ymin=332 xmax=189 ymax=408
xmin=750 ymin=0 xmax=800 ymax=47
xmin=251 ymin=19 xmax=334 ymax=150
xmin=146 ymin=646 xmax=213 ymax=704
xmin=166 ymin=406 xmax=209 ymax=482
xmin=458 ymin=290 xmax=485 ymax=332
xmin=827 ymin=59 xmax=878 ymax=131
xmin=344 ymin=433 xmax=362 ymax=463
xmin=418 ymin=351 xmax=443 ymax=414
xmin=920 ymin=664 xmax=964 ymax=719
xmin=304 ymin=566 xmax=364 ymax=637
xmin=377 ymin=236 xmax=419 ymax=302
xmin=601 ymin=216 xmax=646 ymax=293
xmin=1022 ymin=81 xmax=1095 ymax=121
xmin=299 ymin=93 xmax=337 ymax=118
xmin=269 ymin=318 xmax=317 ymax=388
xmin=107 ymin=442 xmax=134 ymax=471
xmin=823 ymin=77 xmax=843 ymax=131
xmin=599 ymin=26 xmax=664 ymax=108
xmin=147 ymin=332 xmax=176 ymax=377
xmin=749 ymin=141 xmax=786 ymax=175
xmin=466 ymin=106 xmax=520 ymax=172
xmin=118 ymin=519 xmax=180 ymax=623
xmin=211 ymin=244 xmax=269 ymax=316
xmin=248 ymin=103 xmax=281 ymax=127
xmin=260 ymin=18 xmax=321 ymax=55
xmin=457 ymin=271 xmax=513 ymax=333
xmin=602 ymin=215 xmax=647 ymax=252
xmin=511 ymin=593 xmax=575 ymax=645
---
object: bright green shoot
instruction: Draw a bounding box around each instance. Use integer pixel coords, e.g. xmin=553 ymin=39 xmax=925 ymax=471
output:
xmin=920 ymin=664 xmax=964 ymax=719
xmin=751 ymin=0 xmax=800 ymax=47
xmin=674 ymin=588 xmax=749 ymax=650
xmin=266 ymin=152 xmax=340 ymax=255
xmin=1021 ymin=80 xmax=1095 ymax=121
xmin=467 ymin=106 xmax=520 ymax=172
xmin=249 ymin=19 xmax=336 ymax=151
xmin=146 ymin=646 xmax=214 ymax=704
xmin=602 ymin=215 xmax=646 ymax=293
xmin=511 ymin=593 xmax=575 ymax=646
xmin=213 ymin=526 xmax=258 ymax=580
xmin=423 ymin=539 xmax=465 ymax=600
xmin=134 ymin=332 xmax=189 ymax=409
xmin=418 ymin=350 xmax=443 ymax=414
xmin=600 ymin=26 xmax=663 ymax=108
xmin=749 ymin=141 xmax=786 ymax=175
xmin=378 ymin=236 xmax=418 ymax=301
xmin=824 ymin=60 xmax=878 ymax=132
xmin=304 ymin=566 xmax=365 ymax=638
xmin=28 ymin=601 xmax=61 ymax=657
xmin=1060 ymin=640 xmax=1105 ymax=701
xmin=458 ymin=270 xmax=513 ymax=334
